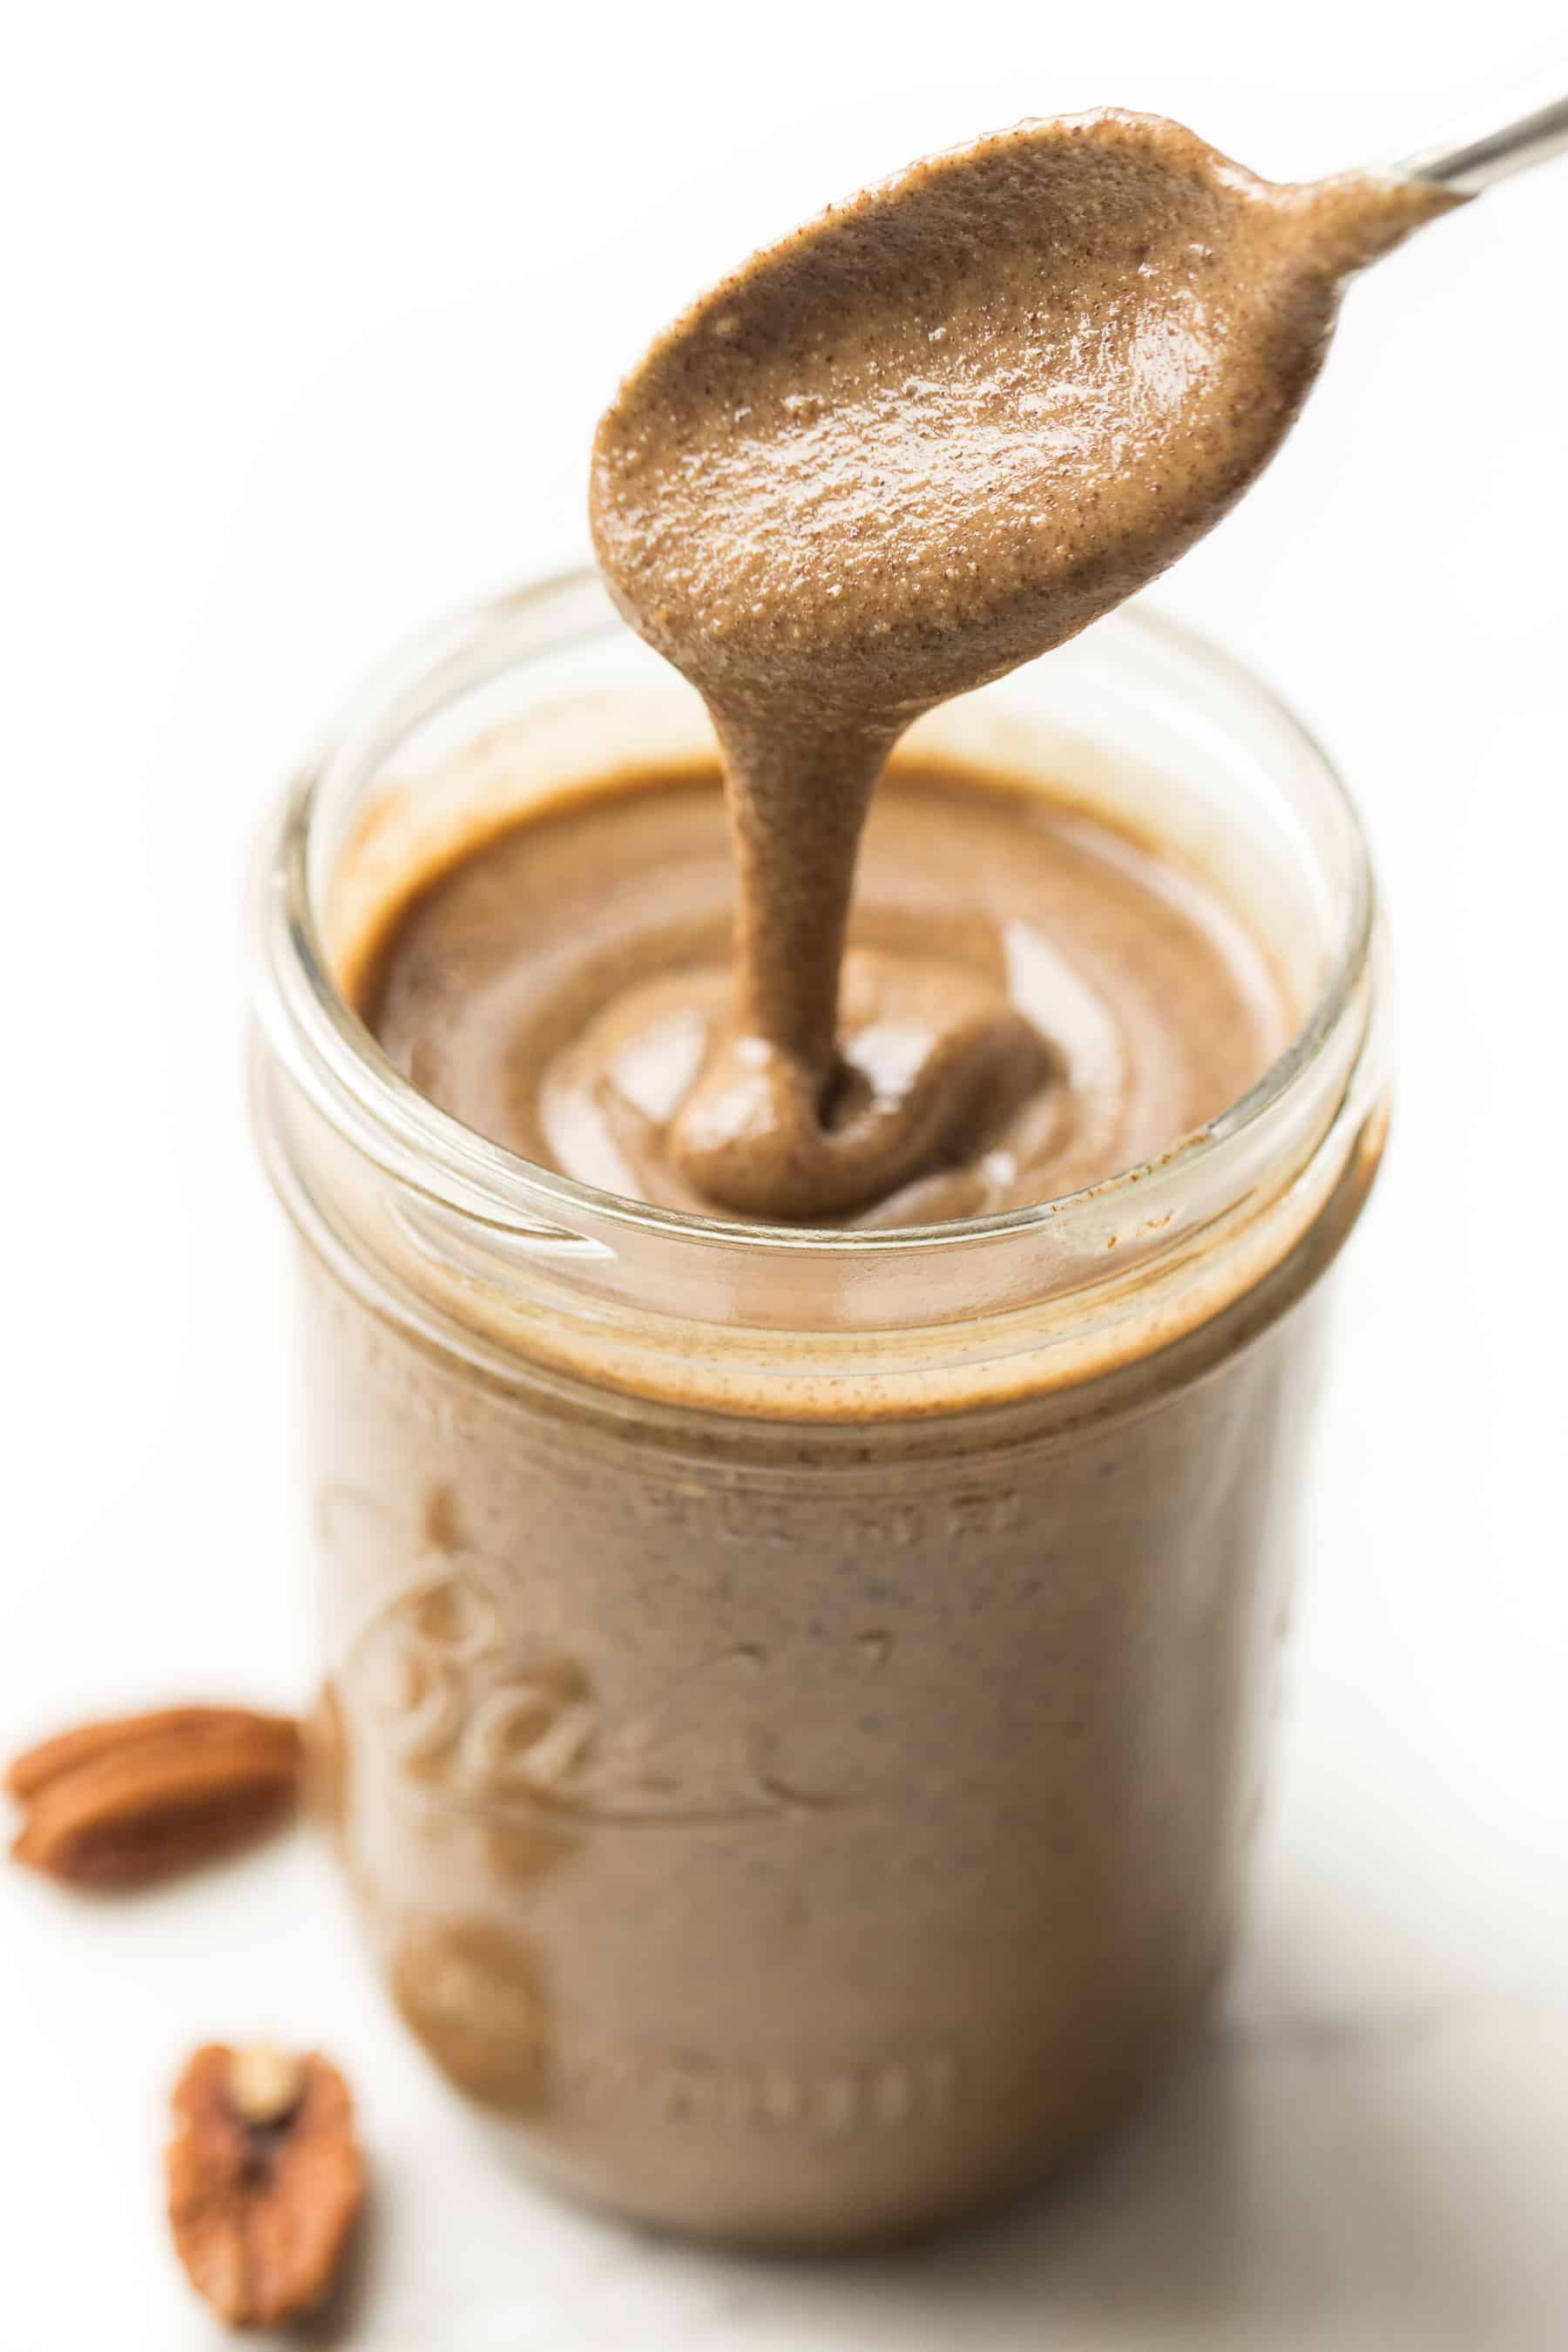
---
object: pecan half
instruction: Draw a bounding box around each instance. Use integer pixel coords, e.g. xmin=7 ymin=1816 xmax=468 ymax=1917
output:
xmin=166 ymin=2043 xmax=365 ymax=2330
xmin=6 ymin=1706 xmax=303 ymax=1889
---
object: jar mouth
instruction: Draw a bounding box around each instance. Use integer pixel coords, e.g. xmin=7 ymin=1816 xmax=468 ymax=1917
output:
xmin=256 ymin=570 xmax=1373 ymax=1262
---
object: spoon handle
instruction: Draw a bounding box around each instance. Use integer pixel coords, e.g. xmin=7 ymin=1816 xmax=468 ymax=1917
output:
xmin=1393 ymin=80 xmax=1568 ymax=193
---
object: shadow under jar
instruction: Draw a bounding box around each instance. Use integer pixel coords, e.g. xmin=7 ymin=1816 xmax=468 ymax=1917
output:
xmin=250 ymin=571 xmax=1387 ymax=2247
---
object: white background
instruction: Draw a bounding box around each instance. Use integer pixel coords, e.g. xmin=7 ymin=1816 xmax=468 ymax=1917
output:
xmin=3 ymin=5 xmax=1566 ymax=2346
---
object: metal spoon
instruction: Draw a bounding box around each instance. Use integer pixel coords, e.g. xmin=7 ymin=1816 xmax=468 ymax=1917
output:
xmin=1396 ymin=78 xmax=1568 ymax=193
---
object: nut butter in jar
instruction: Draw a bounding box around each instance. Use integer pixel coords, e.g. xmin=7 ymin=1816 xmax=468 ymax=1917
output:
xmin=252 ymin=573 xmax=1386 ymax=2246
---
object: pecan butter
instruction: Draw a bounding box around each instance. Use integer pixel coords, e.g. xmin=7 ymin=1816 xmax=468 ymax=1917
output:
xmin=253 ymin=105 xmax=1457 ymax=2241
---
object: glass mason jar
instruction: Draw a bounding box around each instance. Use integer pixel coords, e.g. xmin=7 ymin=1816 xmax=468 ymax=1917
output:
xmin=250 ymin=570 xmax=1386 ymax=2247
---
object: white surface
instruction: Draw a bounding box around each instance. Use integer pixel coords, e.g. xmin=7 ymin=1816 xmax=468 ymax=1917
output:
xmin=3 ymin=6 xmax=1567 ymax=2347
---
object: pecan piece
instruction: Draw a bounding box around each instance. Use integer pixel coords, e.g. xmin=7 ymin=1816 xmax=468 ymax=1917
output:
xmin=6 ymin=1706 xmax=302 ymax=1889
xmin=166 ymin=2043 xmax=365 ymax=2330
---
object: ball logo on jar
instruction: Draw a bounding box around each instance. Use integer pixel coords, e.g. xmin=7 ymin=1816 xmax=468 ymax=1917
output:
xmin=318 ymin=1484 xmax=894 ymax=1833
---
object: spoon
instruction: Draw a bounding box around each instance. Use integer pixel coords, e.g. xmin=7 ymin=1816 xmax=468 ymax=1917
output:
xmin=591 ymin=91 xmax=1565 ymax=1221
xmin=1394 ymin=78 xmax=1568 ymax=193
xmin=595 ymin=84 xmax=1568 ymax=727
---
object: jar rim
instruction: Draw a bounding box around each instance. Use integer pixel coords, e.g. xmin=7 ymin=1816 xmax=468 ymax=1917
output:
xmin=255 ymin=569 xmax=1372 ymax=1261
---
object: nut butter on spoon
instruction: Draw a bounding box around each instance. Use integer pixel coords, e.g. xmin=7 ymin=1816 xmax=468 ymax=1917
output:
xmin=590 ymin=98 xmax=1561 ymax=1226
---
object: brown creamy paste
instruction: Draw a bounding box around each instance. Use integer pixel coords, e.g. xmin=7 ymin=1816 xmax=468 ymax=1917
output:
xmin=581 ymin=109 xmax=1453 ymax=1221
xmin=301 ymin=112 xmax=1464 ymax=2242
xmin=358 ymin=763 xmax=1288 ymax=1227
